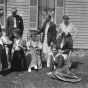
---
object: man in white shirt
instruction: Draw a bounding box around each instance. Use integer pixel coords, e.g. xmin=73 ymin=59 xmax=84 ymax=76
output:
xmin=56 ymin=15 xmax=78 ymax=70
xmin=57 ymin=15 xmax=78 ymax=51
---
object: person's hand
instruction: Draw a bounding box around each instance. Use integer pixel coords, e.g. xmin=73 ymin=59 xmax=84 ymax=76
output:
xmin=56 ymin=33 xmax=61 ymax=39
xmin=51 ymin=42 xmax=53 ymax=46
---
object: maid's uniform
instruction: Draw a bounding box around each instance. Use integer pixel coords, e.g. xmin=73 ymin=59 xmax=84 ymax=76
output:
xmin=11 ymin=38 xmax=26 ymax=71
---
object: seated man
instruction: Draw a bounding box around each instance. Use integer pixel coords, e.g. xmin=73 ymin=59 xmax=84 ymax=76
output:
xmin=0 ymin=29 xmax=12 ymax=71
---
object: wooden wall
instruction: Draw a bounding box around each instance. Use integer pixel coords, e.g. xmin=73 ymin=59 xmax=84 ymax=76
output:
xmin=64 ymin=0 xmax=88 ymax=49
xmin=6 ymin=0 xmax=88 ymax=49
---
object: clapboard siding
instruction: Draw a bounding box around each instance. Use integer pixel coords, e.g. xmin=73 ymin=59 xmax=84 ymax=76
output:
xmin=64 ymin=0 xmax=88 ymax=49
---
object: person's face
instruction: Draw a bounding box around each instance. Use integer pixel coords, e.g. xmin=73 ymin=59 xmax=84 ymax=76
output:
xmin=12 ymin=9 xmax=17 ymax=16
xmin=0 ymin=9 xmax=3 ymax=17
xmin=2 ymin=32 xmax=6 ymax=36
xmin=64 ymin=19 xmax=69 ymax=26
xmin=46 ymin=16 xmax=51 ymax=23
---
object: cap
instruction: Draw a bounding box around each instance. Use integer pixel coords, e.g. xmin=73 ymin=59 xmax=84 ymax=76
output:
xmin=11 ymin=7 xmax=17 ymax=13
xmin=63 ymin=15 xmax=70 ymax=20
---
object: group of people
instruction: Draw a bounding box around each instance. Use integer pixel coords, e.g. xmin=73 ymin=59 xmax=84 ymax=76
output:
xmin=0 ymin=8 xmax=25 ymax=72
xmin=38 ymin=13 xmax=81 ymax=82
xmin=0 ymin=7 xmax=79 ymax=82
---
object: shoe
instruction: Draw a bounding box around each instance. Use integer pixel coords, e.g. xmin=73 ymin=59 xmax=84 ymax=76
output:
xmin=34 ymin=66 xmax=37 ymax=70
xmin=28 ymin=68 xmax=31 ymax=72
xmin=47 ymin=72 xmax=52 ymax=75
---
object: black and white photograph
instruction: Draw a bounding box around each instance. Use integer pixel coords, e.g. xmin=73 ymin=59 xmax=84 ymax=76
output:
xmin=0 ymin=0 xmax=88 ymax=88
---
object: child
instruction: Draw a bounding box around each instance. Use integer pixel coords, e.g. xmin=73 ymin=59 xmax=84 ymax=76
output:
xmin=26 ymin=33 xmax=42 ymax=72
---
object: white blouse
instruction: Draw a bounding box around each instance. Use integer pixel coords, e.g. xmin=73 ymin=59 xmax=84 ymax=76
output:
xmin=58 ymin=22 xmax=77 ymax=35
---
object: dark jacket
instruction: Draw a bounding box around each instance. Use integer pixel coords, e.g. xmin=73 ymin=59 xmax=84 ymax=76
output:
xmin=37 ymin=21 xmax=57 ymax=46
xmin=6 ymin=15 xmax=24 ymax=39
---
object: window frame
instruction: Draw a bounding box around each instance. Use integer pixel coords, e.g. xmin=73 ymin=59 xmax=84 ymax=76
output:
xmin=0 ymin=0 xmax=7 ymax=28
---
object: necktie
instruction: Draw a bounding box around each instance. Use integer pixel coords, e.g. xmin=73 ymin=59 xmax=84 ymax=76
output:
xmin=14 ymin=17 xmax=17 ymax=28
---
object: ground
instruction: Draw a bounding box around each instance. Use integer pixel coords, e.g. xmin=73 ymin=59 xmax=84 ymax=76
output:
xmin=0 ymin=50 xmax=88 ymax=88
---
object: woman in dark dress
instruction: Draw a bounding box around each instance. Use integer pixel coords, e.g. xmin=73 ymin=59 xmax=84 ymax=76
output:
xmin=11 ymin=33 xmax=27 ymax=71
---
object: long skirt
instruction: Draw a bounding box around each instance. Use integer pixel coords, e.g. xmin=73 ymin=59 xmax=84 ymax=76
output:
xmin=11 ymin=48 xmax=27 ymax=71
xmin=0 ymin=45 xmax=8 ymax=71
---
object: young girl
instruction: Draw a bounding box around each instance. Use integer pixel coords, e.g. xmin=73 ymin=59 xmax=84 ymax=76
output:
xmin=26 ymin=32 xmax=42 ymax=72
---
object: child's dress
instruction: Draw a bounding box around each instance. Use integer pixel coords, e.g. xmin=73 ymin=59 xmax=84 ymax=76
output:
xmin=26 ymin=40 xmax=42 ymax=72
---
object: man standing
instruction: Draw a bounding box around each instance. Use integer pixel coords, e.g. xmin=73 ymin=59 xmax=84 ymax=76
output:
xmin=57 ymin=15 xmax=78 ymax=51
xmin=37 ymin=15 xmax=57 ymax=68
xmin=6 ymin=8 xmax=24 ymax=41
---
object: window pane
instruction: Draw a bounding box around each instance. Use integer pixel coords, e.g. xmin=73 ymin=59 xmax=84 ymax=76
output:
xmin=30 ymin=0 xmax=37 ymax=6
xmin=57 ymin=0 xmax=63 ymax=7
xmin=0 ymin=0 xmax=4 ymax=4
xmin=0 ymin=7 xmax=4 ymax=26
xmin=30 ymin=7 xmax=37 ymax=22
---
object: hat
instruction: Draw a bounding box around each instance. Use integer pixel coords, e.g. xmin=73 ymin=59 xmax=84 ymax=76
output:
xmin=63 ymin=15 xmax=70 ymax=20
xmin=11 ymin=7 xmax=17 ymax=13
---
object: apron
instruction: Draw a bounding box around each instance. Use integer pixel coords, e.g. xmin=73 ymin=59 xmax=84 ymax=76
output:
xmin=42 ymin=23 xmax=50 ymax=54
xmin=42 ymin=23 xmax=51 ymax=67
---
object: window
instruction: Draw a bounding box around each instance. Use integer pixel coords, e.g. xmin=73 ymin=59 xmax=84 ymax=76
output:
xmin=38 ymin=0 xmax=55 ymax=28
xmin=0 ymin=0 xmax=4 ymax=4
xmin=0 ymin=0 xmax=6 ymax=27
xmin=30 ymin=0 xmax=37 ymax=6
xmin=57 ymin=0 xmax=63 ymax=7
xmin=29 ymin=0 xmax=38 ymax=30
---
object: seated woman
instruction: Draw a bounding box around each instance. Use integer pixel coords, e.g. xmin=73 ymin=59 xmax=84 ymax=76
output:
xmin=1 ymin=30 xmax=12 ymax=69
xmin=11 ymin=33 xmax=27 ymax=72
